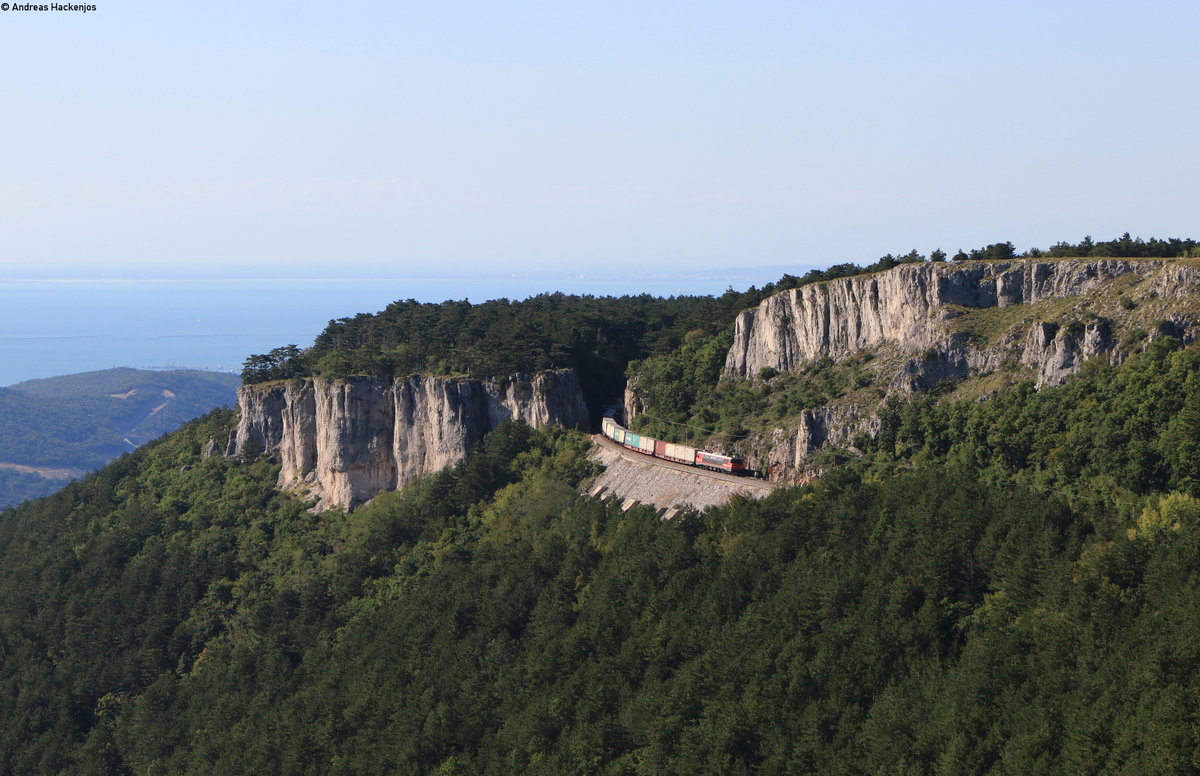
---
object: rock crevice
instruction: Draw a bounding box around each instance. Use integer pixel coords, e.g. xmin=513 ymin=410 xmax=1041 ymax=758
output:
xmin=233 ymin=370 xmax=589 ymax=511
xmin=723 ymin=260 xmax=1195 ymax=382
xmin=716 ymin=260 xmax=1200 ymax=478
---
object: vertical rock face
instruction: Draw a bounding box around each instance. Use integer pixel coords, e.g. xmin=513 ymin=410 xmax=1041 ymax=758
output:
xmin=279 ymin=380 xmax=318 ymax=481
xmin=741 ymin=406 xmax=879 ymax=479
xmin=314 ymin=377 xmax=398 ymax=512
xmin=714 ymin=259 xmax=1200 ymax=479
xmin=723 ymin=260 xmax=1180 ymax=379
xmin=233 ymin=370 xmax=589 ymax=511
xmin=1018 ymin=320 xmax=1115 ymax=388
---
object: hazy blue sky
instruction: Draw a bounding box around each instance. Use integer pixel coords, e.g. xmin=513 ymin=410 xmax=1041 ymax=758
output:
xmin=1 ymin=0 xmax=1196 ymax=278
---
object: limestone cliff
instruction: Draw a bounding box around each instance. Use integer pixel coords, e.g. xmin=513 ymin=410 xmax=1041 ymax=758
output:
xmin=724 ymin=260 xmax=1200 ymax=387
xmin=233 ymin=370 xmax=589 ymax=511
xmin=713 ymin=259 xmax=1200 ymax=479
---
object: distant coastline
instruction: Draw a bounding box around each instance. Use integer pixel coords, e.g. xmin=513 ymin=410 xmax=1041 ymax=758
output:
xmin=0 ymin=268 xmax=801 ymax=386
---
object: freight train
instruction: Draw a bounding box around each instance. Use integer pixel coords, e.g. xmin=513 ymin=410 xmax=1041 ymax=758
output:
xmin=601 ymin=416 xmax=747 ymax=475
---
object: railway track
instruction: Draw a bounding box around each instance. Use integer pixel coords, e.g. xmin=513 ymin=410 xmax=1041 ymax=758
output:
xmin=591 ymin=433 xmax=776 ymax=494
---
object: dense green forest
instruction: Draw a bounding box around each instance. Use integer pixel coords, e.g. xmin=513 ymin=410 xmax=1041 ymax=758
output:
xmin=0 ymin=468 xmax=71 ymax=508
xmin=241 ymin=234 xmax=1199 ymax=422
xmin=4 ymin=330 xmax=1200 ymax=773
xmin=240 ymin=291 xmax=767 ymax=418
xmin=0 ymin=368 xmax=239 ymax=508
xmin=626 ymin=341 xmax=881 ymax=447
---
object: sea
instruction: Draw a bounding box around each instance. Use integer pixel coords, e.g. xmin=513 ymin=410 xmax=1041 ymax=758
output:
xmin=0 ymin=265 xmax=798 ymax=387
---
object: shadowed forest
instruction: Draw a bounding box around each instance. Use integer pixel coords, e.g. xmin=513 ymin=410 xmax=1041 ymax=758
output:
xmin=3 ymin=299 xmax=1200 ymax=772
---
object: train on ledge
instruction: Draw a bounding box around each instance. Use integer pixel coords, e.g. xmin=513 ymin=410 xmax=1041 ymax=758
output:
xmin=601 ymin=416 xmax=748 ymax=475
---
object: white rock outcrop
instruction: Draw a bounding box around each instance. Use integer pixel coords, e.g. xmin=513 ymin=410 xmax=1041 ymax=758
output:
xmin=233 ymin=370 xmax=589 ymax=511
xmin=715 ymin=259 xmax=1200 ymax=478
xmin=723 ymin=260 xmax=1194 ymax=381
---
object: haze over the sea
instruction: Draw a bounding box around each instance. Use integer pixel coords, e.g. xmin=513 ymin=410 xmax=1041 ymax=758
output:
xmin=0 ymin=264 xmax=796 ymax=387
xmin=2 ymin=2 xmax=1195 ymax=385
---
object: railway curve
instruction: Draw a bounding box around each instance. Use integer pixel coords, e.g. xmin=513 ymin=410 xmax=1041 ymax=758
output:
xmin=587 ymin=433 xmax=777 ymax=518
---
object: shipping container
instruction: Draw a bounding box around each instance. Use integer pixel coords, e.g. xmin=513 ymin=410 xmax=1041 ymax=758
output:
xmin=662 ymin=442 xmax=696 ymax=463
xmin=605 ymin=418 xmax=743 ymax=473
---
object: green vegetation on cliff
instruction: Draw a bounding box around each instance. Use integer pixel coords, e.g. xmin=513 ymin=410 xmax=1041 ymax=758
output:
xmin=624 ymin=236 xmax=1200 ymax=451
xmin=242 ymin=236 xmax=1196 ymax=398
xmin=241 ymin=292 xmax=762 ymax=416
xmin=237 ymin=281 xmax=840 ymax=426
xmin=4 ymin=333 xmax=1200 ymax=773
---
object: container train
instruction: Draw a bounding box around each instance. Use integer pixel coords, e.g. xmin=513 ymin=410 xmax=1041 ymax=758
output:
xmin=601 ymin=416 xmax=747 ymax=475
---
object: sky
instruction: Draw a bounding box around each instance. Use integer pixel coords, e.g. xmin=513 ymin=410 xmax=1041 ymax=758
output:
xmin=1 ymin=0 xmax=1196 ymax=282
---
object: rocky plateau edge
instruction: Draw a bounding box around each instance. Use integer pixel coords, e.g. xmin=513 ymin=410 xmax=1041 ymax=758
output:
xmin=641 ymin=260 xmax=1200 ymax=481
xmin=231 ymin=370 xmax=588 ymax=511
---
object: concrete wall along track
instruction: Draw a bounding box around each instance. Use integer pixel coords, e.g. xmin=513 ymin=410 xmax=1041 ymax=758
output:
xmin=587 ymin=434 xmax=776 ymax=519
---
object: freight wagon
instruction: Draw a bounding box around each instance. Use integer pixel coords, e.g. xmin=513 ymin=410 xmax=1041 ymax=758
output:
xmin=601 ymin=417 xmax=746 ymax=475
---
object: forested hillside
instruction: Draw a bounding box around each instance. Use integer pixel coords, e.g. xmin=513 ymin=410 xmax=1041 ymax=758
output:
xmin=240 ymin=234 xmax=1199 ymax=420
xmin=241 ymin=291 xmax=766 ymax=417
xmin=3 ymin=329 xmax=1200 ymax=773
xmin=623 ymin=242 xmax=1200 ymax=474
xmin=0 ymin=368 xmax=239 ymax=508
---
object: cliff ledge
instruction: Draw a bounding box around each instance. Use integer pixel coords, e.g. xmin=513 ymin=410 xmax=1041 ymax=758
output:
xmin=232 ymin=370 xmax=589 ymax=511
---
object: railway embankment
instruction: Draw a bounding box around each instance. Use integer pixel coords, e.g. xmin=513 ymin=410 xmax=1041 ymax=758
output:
xmin=587 ymin=434 xmax=776 ymax=518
